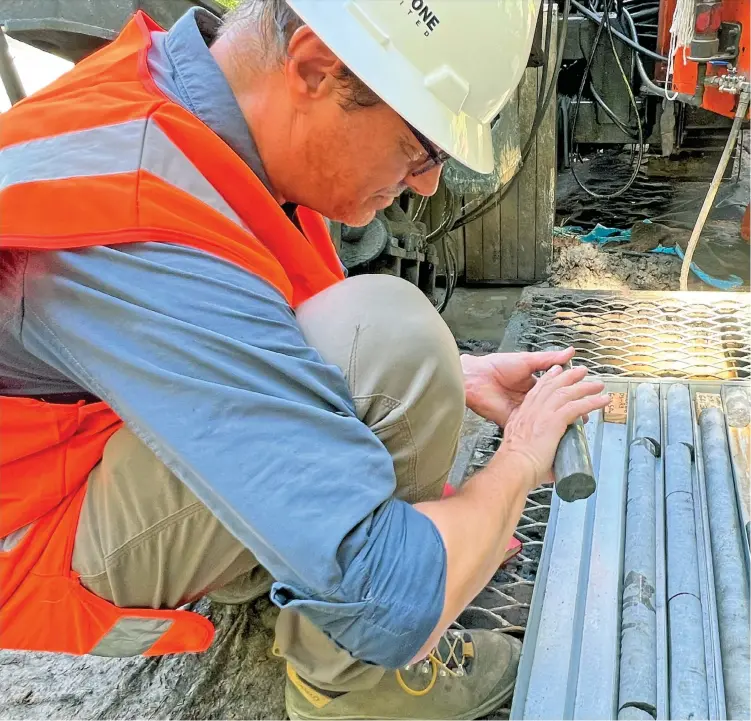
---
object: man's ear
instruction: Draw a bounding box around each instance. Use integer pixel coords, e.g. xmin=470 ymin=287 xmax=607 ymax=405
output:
xmin=284 ymin=26 xmax=344 ymax=107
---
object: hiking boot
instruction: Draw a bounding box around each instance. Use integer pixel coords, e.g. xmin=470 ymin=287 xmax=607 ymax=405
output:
xmin=285 ymin=629 xmax=522 ymax=720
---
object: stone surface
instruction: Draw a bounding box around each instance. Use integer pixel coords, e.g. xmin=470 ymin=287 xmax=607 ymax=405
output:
xmin=0 ymin=599 xmax=287 ymax=720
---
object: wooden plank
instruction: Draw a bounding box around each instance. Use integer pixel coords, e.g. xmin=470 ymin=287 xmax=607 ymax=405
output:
xmin=482 ymin=189 xmax=502 ymax=280
xmin=500 ymin=86 xmax=520 ymax=281
xmin=535 ymin=7 xmax=557 ymax=281
xmin=516 ymin=66 xmax=538 ymax=282
xmin=452 ymin=224 xmax=466 ymax=278
xmin=463 ymin=197 xmax=485 ymax=282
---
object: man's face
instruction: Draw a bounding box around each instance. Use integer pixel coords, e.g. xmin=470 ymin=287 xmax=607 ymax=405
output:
xmin=292 ymin=98 xmax=444 ymax=227
xmin=215 ymin=26 xmax=446 ymax=226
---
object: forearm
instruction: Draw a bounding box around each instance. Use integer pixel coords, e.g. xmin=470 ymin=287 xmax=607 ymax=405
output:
xmin=412 ymin=448 xmax=535 ymax=660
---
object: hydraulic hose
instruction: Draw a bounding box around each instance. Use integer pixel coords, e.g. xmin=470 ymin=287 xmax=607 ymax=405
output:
xmin=571 ymin=0 xmax=667 ymax=61
xmin=569 ymin=0 xmax=644 ymax=199
xmin=589 ymin=81 xmax=640 ymax=138
xmin=620 ymin=7 xmax=699 ymax=104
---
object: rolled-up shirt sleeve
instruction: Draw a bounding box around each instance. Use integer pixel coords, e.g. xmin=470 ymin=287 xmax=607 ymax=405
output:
xmin=20 ymin=242 xmax=446 ymax=668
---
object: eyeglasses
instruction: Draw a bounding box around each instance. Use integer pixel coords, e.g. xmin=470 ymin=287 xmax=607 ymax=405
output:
xmin=403 ymin=120 xmax=451 ymax=177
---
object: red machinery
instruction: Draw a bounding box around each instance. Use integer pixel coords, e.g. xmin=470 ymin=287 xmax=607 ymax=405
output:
xmin=657 ymin=0 xmax=749 ymax=117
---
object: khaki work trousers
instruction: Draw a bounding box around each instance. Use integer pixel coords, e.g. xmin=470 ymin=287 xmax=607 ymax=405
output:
xmin=72 ymin=274 xmax=466 ymax=691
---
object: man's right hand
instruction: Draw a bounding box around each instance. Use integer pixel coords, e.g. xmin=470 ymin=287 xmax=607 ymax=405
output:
xmin=498 ymin=364 xmax=609 ymax=488
xmin=412 ymin=362 xmax=608 ymax=662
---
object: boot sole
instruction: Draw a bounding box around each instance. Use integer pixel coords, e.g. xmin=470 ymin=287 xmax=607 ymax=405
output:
xmin=286 ymin=676 xmax=517 ymax=721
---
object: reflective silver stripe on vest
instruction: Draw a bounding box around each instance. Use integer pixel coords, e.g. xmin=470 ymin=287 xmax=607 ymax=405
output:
xmin=0 ymin=121 xmax=145 ymax=188
xmin=90 ymin=617 xmax=173 ymax=657
xmin=0 ymin=118 xmax=245 ymax=231
xmin=141 ymin=122 xmax=245 ymax=229
xmin=0 ymin=522 xmax=32 ymax=552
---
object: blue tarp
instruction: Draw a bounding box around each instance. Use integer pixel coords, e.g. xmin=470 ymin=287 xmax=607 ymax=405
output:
xmin=555 ymin=221 xmax=742 ymax=290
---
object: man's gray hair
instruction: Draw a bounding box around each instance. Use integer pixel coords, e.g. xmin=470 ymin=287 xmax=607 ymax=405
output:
xmin=218 ymin=0 xmax=304 ymax=66
xmin=218 ymin=0 xmax=381 ymax=109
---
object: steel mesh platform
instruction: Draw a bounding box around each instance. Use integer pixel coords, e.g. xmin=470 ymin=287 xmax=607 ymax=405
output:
xmin=455 ymin=428 xmax=552 ymax=636
xmin=505 ymin=289 xmax=751 ymax=381
xmin=453 ymin=289 xmax=751 ymax=644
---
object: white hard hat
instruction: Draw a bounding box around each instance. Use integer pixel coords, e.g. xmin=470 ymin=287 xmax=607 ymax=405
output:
xmin=286 ymin=0 xmax=542 ymax=174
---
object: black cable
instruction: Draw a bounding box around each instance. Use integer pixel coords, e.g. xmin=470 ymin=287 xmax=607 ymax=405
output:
xmin=426 ymin=186 xmax=456 ymax=242
xmin=620 ymin=7 xmax=684 ymax=100
xmin=628 ymin=7 xmax=659 ymax=19
xmin=451 ymin=0 xmax=571 ymax=231
xmin=568 ymin=0 xmax=644 ymax=199
xmin=570 ymin=0 xmax=667 ymax=61
xmin=588 ymin=81 xmax=640 ymax=138
xmin=515 ymin=0 xmax=557 ymax=167
xmin=581 ymin=12 xmax=643 ymax=140
xmin=437 ymin=233 xmax=458 ymax=313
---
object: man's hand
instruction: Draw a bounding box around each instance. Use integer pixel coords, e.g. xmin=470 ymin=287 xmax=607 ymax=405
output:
xmin=501 ymin=363 xmax=609 ymax=485
xmin=413 ymin=359 xmax=608 ymax=661
xmin=461 ymin=347 xmax=577 ymax=427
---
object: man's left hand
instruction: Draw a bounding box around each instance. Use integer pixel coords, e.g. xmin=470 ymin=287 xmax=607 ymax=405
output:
xmin=461 ymin=347 xmax=576 ymax=427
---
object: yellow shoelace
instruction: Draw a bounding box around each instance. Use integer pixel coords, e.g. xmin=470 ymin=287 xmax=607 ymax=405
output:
xmin=395 ymin=631 xmax=468 ymax=697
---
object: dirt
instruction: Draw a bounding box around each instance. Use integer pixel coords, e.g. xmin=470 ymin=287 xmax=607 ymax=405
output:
xmin=456 ymin=339 xmax=502 ymax=355
xmin=0 ymin=598 xmax=287 ymax=720
xmin=623 ymin=221 xmax=677 ymax=254
xmin=546 ymin=236 xmax=681 ymax=291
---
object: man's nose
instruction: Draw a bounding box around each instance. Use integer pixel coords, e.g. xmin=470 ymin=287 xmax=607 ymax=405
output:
xmin=404 ymin=164 xmax=442 ymax=197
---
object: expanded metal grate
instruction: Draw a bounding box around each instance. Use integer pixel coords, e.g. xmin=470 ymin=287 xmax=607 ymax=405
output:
xmin=456 ymin=426 xmax=553 ymax=637
xmin=507 ymin=289 xmax=751 ymax=381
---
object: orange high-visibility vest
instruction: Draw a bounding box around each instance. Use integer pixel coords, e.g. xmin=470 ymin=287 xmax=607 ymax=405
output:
xmin=0 ymin=11 xmax=344 ymax=657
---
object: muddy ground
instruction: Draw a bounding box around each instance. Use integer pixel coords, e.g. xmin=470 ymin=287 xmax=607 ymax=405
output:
xmin=545 ymin=220 xmax=749 ymax=292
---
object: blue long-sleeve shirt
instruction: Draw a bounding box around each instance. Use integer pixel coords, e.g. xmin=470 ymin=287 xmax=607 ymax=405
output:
xmin=0 ymin=8 xmax=447 ymax=668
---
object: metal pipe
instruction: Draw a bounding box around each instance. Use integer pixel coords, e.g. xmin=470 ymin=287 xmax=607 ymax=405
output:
xmin=699 ymin=407 xmax=751 ymax=720
xmin=680 ymin=90 xmax=750 ymax=291
xmin=619 ymin=438 xmax=657 ymax=718
xmin=0 ymin=27 xmax=25 ymax=105
xmin=553 ymin=361 xmax=597 ymax=502
xmin=560 ymin=96 xmax=571 ymax=170
xmin=665 ymin=443 xmax=709 ymax=720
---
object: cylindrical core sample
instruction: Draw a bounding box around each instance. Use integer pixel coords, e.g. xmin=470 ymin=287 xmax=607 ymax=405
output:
xmin=554 ymin=421 xmax=596 ymax=502
xmin=553 ymin=360 xmax=596 ymax=503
